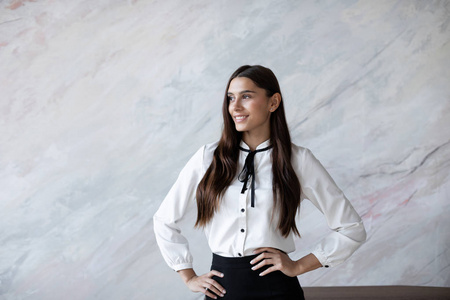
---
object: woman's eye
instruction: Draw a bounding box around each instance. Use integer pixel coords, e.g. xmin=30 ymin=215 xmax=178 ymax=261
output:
xmin=242 ymin=94 xmax=251 ymax=99
xmin=228 ymin=96 xmax=235 ymax=102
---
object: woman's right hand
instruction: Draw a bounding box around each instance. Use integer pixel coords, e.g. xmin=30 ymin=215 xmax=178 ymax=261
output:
xmin=178 ymin=268 xmax=226 ymax=299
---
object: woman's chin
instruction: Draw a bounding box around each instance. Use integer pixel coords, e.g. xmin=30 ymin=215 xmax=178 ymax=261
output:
xmin=235 ymin=127 xmax=247 ymax=133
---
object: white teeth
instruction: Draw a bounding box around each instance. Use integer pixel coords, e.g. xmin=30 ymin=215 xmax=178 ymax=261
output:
xmin=235 ymin=116 xmax=247 ymax=120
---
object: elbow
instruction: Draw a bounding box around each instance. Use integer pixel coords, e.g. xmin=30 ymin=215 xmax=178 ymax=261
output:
xmin=337 ymin=220 xmax=367 ymax=244
xmin=153 ymin=212 xmax=165 ymax=232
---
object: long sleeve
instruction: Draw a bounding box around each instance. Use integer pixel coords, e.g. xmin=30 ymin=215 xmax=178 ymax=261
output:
xmin=298 ymin=147 xmax=366 ymax=268
xmin=153 ymin=146 xmax=205 ymax=271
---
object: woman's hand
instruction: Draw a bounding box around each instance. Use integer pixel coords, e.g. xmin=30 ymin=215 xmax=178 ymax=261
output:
xmin=250 ymin=247 xmax=300 ymax=277
xmin=251 ymin=247 xmax=323 ymax=277
xmin=178 ymin=268 xmax=226 ymax=299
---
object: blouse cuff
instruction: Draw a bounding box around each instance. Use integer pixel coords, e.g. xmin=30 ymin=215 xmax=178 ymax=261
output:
xmin=311 ymin=249 xmax=331 ymax=268
xmin=172 ymin=262 xmax=194 ymax=272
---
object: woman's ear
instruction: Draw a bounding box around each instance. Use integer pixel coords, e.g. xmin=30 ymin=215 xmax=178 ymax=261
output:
xmin=269 ymin=93 xmax=281 ymax=112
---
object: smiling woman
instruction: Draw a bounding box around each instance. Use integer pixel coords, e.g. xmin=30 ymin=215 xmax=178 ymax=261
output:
xmin=227 ymin=77 xmax=279 ymax=148
xmin=153 ymin=65 xmax=366 ymax=300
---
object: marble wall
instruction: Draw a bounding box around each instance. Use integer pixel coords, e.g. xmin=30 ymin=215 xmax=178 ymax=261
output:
xmin=1 ymin=0 xmax=449 ymax=299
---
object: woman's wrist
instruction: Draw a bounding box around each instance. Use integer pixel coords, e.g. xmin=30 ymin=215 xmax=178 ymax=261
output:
xmin=177 ymin=268 xmax=197 ymax=285
xmin=294 ymin=258 xmax=306 ymax=276
xmin=295 ymin=253 xmax=323 ymax=276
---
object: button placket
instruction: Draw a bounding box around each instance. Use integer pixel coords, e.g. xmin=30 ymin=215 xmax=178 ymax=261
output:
xmin=236 ymin=190 xmax=248 ymax=256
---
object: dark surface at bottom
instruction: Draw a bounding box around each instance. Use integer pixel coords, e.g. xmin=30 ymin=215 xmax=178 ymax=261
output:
xmin=303 ymin=286 xmax=450 ymax=300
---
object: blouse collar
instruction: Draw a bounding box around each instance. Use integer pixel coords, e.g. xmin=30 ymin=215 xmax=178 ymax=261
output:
xmin=239 ymin=139 xmax=271 ymax=151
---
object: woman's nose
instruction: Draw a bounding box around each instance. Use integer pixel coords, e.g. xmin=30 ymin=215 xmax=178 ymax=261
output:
xmin=232 ymin=98 xmax=243 ymax=110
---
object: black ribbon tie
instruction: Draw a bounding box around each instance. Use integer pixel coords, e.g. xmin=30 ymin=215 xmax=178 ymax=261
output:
xmin=238 ymin=145 xmax=273 ymax=208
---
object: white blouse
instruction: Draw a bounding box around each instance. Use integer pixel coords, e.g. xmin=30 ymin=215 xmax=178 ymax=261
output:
xmin=153 ymin=139 xmax=366 ymax=271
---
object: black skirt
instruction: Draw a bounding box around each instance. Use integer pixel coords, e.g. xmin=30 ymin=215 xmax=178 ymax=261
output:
xmin=205 ymin=253 xmax=305 ymax=300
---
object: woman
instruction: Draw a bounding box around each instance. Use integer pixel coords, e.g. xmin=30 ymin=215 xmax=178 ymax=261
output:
xmin=153 ymin=65 xmax=366 ymax=299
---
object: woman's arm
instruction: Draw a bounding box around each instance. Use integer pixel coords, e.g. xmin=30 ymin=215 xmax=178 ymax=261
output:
xmin=178 ymin=268 xmax=226 ymax=299
xmin=298 ymin=147 xmax=367 ymax=268
xmin=154 ymin=145 xmax=227 ymax=298
xmin=250 ymin=248 xmax=322 ymax=277
xmin=153 ymin=146 xmax=206 ymax=271
xmin=251 ymin=147 xmax=366 ymax=276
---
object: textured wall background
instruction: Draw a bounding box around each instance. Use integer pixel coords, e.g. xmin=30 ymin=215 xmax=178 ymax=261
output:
xmin=1 ymin=0 xmax=449 ymax=299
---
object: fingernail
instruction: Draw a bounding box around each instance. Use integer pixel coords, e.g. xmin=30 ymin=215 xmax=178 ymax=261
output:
xmin=221 ymin=273 xmax=224 ymax=277
xmin=250 ymin=260 xmax=253 ymax=264
xmin=223 ymin=289 xmax=226 ymax=293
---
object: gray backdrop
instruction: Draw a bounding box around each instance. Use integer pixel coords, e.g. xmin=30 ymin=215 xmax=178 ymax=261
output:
xmin=1 ymin=0 xmax=449 ymax=299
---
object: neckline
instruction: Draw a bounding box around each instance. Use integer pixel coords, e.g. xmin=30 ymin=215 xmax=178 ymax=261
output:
xmin=239 ymin=139 xmax=271 ymax=151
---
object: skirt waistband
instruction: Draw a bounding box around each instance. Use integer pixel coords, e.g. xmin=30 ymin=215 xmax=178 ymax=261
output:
xmin=212 ymin=253 xmax=259 ymax=269
xmin=208 ymin=253 xmax=305 ymax=299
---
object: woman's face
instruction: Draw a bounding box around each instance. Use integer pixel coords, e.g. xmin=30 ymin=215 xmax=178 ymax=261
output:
xmin=227 ymin=77 xmax=279 ymax=139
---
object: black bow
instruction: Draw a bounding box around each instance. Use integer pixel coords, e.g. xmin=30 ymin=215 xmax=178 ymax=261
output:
xmin=238 ymin=145 xmax=272 ymax=207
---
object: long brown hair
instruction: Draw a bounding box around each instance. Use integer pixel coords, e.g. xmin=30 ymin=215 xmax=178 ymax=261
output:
xmin=195 ymin=65 xmax=301 ymax=237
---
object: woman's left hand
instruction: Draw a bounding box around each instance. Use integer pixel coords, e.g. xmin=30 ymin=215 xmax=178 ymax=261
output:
xmin=250 ymin=247 xmax=299 ymax=277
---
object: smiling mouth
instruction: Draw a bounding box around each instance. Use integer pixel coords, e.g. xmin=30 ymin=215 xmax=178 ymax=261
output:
xmin=234 ymin=115 xmax=248 ymax=122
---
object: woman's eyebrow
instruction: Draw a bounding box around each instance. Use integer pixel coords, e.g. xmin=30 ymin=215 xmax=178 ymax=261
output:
xmin=227 ymin=90 xmax=257 ymax=95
